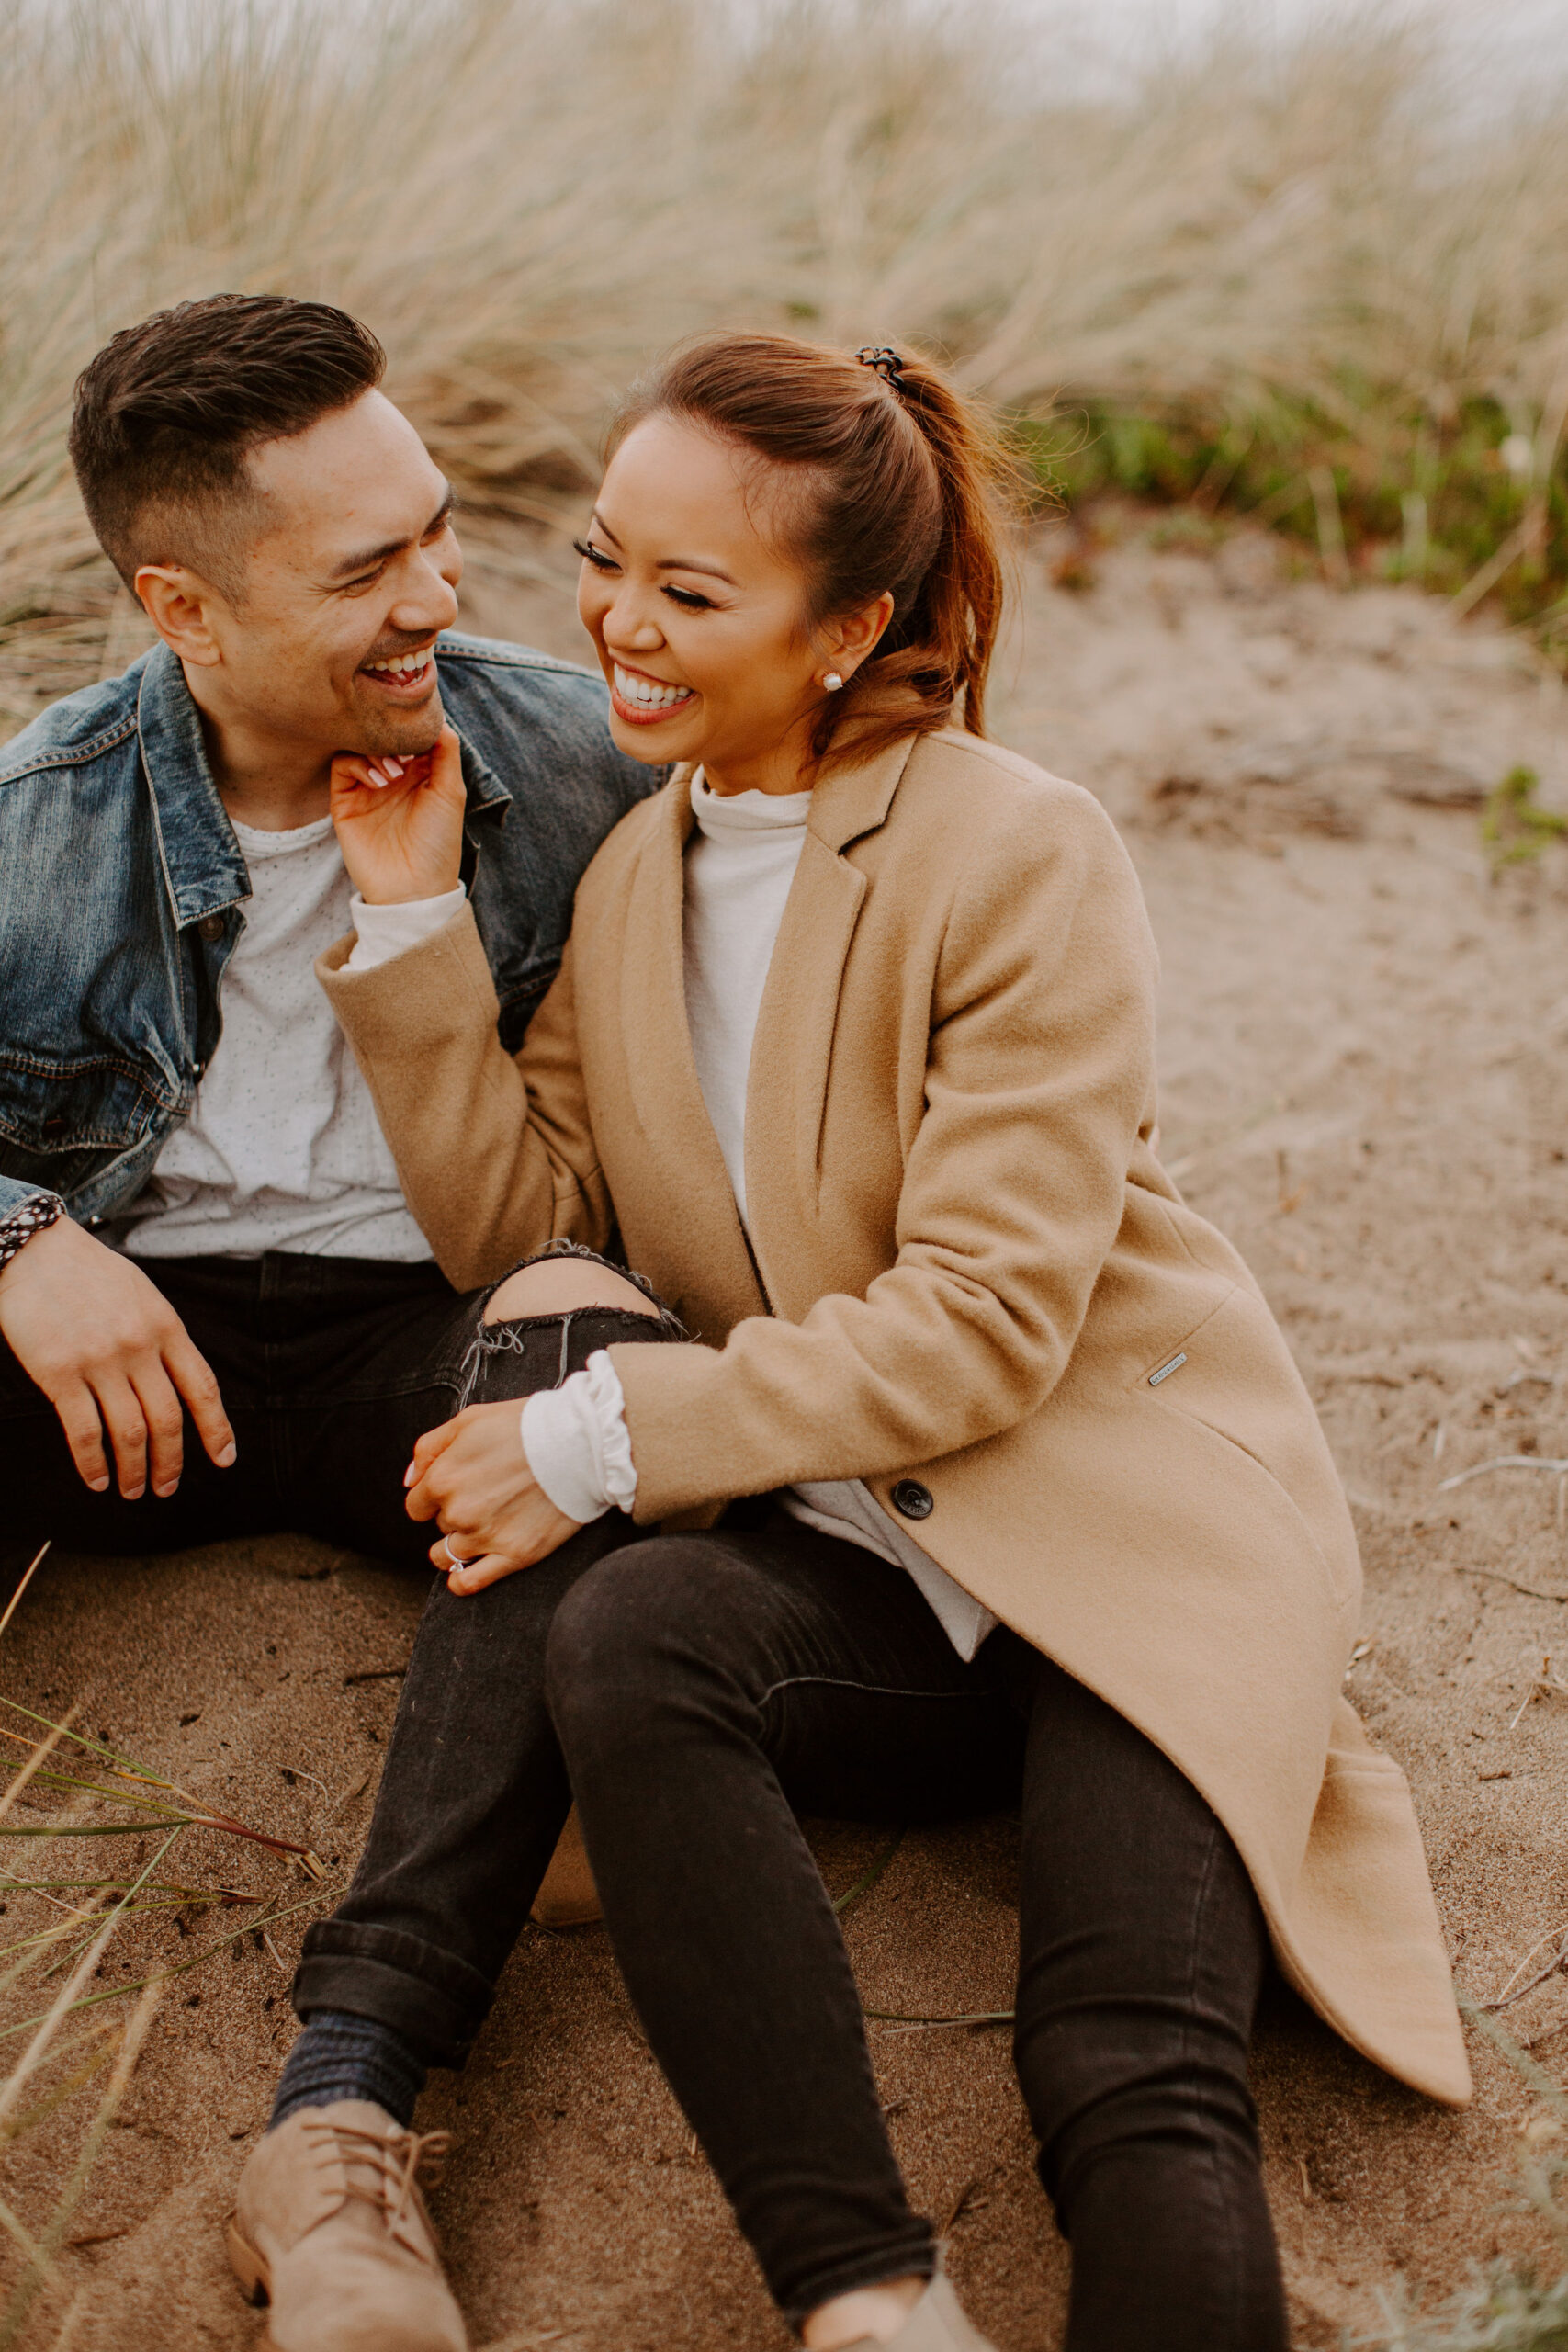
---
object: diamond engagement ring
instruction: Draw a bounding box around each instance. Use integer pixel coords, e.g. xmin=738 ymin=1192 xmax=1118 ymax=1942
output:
xmin=438 ymin=1536 xmax=474 ymax=1572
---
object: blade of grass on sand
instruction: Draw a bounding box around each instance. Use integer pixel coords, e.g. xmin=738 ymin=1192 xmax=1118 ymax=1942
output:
xmin=864 ymin=2008 xmax=1015 ymax=2030
xmin=0 ymin=2025 xmax=118 ymax=2147
xmin=0 ymin=1702 xmax=323 ymax=1870
xmin=0 ymin=2180 xmax=62 ymax=2301
xmin=0 ymin=1546 xmax=48 ymax=1651
xmin=832 ymin=1828 xmax=904 ymax=1921
xmin=0 ymin=1882 xmax=336 ymax=2046
xmin=0 ymin=1980 xmax=162 ymax=2351
xmin=0 ymin=1829 xmax=178 ymax=2131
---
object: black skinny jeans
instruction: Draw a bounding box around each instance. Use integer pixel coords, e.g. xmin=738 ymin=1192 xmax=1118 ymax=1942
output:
xmin=0 ymin=1253 xmax=490 ymax=1573
xmin=297 ymin=1306 xmax=1288 ymax=2351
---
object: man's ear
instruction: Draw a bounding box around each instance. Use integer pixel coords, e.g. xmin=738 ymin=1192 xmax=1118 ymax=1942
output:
xmin=134 ymin=564 xmax=228 ymax=668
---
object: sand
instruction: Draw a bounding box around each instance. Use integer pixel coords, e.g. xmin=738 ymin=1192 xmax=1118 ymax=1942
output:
xmin=6 ymin=516 xmax=1568 ymax=2349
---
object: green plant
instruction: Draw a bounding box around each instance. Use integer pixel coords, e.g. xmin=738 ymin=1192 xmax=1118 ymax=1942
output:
xmin=1481 ymin=769 xmax=1568 ymax=873
xmin=1357 ymin=2007 xmax=1568 ymax=2350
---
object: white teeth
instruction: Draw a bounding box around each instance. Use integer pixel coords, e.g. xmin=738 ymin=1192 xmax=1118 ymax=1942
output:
xmin=367 ymin=650 xmax=431 ymax=677
xmin=613 ymin=664 xmax=691 ymax=709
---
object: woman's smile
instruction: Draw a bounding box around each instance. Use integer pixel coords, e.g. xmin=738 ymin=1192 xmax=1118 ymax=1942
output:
xmin=609 ymin=660 xmax=698 ymax=726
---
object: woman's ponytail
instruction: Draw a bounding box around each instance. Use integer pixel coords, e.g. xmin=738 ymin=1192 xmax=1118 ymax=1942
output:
xmin=610 ymin=332 xmax=1027 ymax=776
xmin=874 ymin=346 xmax=1016 ymax=747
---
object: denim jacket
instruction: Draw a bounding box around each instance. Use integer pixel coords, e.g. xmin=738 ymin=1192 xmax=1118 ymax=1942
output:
xmin=0 ymin=633 xmax=658 ymax=1231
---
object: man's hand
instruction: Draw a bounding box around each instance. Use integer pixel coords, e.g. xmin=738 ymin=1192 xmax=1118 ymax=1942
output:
xmin=331 ymin=724 xmax=468 ymax=906
xmin=404 ymin=1400 xmax=581 ymax=1595
xmin=0 ymin=1218 xmax=235 ymax=1499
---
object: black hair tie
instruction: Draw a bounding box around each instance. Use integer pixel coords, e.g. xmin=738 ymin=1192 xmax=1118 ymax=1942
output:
xmin=855 ymin=345 xmax=905 ymax=390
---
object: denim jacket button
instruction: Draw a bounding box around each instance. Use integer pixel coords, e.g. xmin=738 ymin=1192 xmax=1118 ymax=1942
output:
xmin=197 ymin=914 xmax=224 ymax=943
xmin=891 ymin=1478 xmax=933 ymax=1521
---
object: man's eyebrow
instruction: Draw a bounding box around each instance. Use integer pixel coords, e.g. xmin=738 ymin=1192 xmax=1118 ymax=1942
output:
xmin=328 ymin=482 xmax=456 ymax=582
xmin=588 ymin=510 xmax=738 ymax=588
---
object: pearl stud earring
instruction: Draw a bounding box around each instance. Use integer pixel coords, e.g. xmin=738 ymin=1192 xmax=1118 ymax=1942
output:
xmin=823 ymin=672 xmax=845 ymax=692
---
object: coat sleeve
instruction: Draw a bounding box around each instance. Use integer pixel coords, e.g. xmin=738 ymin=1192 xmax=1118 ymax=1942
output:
xmin=609 ymin=787 xmax=1159 ymax=1521
xmin=316 ymin=907 xmax=611 ymax=1288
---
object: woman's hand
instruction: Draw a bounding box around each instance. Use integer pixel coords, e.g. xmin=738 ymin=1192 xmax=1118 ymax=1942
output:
xmin=404 ymin=1399 xmax=583 ymax=1594
xmin=331 ymin=723 xmax=468 ymax=906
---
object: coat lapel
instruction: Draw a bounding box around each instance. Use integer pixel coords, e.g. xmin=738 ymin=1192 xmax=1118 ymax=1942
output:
xmin=746 ymin=737 xmax=917 ymax=1250
xmin=617 ymin=770 xmax=768 ymax=1326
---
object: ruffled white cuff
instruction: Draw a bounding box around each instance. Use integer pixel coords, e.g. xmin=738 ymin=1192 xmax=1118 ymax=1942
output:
xmin=519 ymin=1350 xmax=637 ymax=1524
xmin=344 ymin=886 xmax=468 ymax=971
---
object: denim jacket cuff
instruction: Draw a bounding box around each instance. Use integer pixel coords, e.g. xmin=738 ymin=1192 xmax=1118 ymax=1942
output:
xmin=0 ymin=1179 xmax=60 ymax=1223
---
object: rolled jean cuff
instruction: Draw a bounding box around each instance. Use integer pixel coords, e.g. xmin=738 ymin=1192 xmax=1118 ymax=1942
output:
xmin=293 ymin=1919 xmax=494 ymax=2069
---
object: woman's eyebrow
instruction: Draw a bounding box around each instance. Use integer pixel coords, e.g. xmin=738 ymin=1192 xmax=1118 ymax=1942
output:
xmin=659 ymin=556 xmax=739 ymax=584
xmin=588 ymin=511 xmax=737 ymax=586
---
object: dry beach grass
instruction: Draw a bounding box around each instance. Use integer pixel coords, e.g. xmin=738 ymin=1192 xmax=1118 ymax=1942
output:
xmin=5 ymin=2 xmax=1568 ymax=2343
xmin=3 ymin=0 xmax=1568 ymax=729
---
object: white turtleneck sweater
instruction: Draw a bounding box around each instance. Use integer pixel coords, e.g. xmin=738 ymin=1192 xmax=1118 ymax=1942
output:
xmin=520 ymin=772 xmax=996 ymax=1661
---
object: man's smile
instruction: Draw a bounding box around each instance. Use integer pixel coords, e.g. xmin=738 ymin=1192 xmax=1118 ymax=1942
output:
xmin=360 ymin=644 xmax=438 ymax=698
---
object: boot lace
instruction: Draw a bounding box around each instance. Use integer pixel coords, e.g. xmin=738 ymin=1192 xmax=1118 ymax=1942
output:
xmin=300 ymin=2116 xmax=453 ymax=2240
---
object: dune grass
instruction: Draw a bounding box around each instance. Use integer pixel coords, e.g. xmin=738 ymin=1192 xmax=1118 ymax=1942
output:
xmin=0 ymin=0 xmax=1565 ymax=737
xmin=1359 ymin=2004 xmax=1568 ymax=2352
xmin=0 ymin=1549 xmax=334 ymax=2345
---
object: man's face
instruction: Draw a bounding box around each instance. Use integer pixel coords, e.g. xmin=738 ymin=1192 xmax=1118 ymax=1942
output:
xmin=173 ymin=390 xmax=463 ymax=761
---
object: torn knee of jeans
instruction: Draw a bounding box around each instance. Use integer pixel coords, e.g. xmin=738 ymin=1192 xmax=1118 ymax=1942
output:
xmin=479 ymin=1232 xmax=677 ymax=1326
xmin=455 ymin=1293 xmax=686 ymax=1408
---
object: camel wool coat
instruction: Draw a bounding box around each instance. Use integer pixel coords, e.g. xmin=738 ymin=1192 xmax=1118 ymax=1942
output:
xmin=320 ymin=726 xmax=1470 ymax=2108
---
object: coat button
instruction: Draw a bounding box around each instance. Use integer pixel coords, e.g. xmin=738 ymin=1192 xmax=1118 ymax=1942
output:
xmin=197 ymin=914 xmax=224 ymax=943
xmin=891 ymin=1478 xmax=933 ymax=1521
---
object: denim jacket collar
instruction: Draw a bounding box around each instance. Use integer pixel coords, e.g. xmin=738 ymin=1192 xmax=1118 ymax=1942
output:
xmin=134 ymin=643 xmax=513 ymax=931
xmin=134 ymin=645 xmax=250 ymax=930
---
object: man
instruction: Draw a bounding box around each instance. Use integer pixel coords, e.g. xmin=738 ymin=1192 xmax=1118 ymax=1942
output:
xmin=0 ymin=293 xmax=655 ymax=1569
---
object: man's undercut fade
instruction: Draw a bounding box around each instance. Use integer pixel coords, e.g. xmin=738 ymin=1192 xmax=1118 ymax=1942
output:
xmin=69 ymin=294 xmax=387 ymax=602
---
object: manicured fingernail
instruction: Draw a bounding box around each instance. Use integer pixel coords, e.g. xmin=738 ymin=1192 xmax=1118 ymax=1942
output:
xmin=382 ymin=756 xmax=405 ymax=777
xmin=368 ymin=768 xmax=392 ymax=789
xmin=217 ymin=1442 xmax=237 ymax=1467
xmin=403 ymin=1464 xmax=417 ymax=1487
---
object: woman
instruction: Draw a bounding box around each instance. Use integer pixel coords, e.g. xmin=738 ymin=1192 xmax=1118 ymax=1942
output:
xmin=233 ymin=336 xmax=1468 ymax=2352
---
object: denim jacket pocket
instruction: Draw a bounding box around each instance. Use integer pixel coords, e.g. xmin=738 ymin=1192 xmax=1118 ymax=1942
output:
xmin=0 ymin=1049 xmax=176 ymax=1198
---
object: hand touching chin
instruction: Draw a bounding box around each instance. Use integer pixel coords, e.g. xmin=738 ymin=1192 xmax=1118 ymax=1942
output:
xmin=330 ymin=723 xmax=468 ymax=907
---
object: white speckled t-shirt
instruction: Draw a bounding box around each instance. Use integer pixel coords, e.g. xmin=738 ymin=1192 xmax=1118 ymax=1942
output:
xmin=126 ymin=815 xmax=457 ymax=1262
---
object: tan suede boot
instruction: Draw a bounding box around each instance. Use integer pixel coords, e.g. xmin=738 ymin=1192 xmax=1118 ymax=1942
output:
xmin=228 ymin=2099 xmax=468 ymax=2352
xmin=841 ymin=2273 xmax=999 ymax=2352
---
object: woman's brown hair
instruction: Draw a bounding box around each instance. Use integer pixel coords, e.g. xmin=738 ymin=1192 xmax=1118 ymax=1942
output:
xmin=608 ymin=332 xmax=1024 ymax=776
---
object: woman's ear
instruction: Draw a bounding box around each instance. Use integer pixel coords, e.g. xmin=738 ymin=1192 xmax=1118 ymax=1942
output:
xmin=826 ymin=590 xmax=896 ymax=680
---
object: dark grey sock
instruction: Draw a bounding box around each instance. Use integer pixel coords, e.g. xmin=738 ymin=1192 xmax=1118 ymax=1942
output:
xmin=269 ymin=2008 xmax=427 ymax=2133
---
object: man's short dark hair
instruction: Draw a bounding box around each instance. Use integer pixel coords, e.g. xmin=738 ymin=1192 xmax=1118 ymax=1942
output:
xmin=69 ymin=294 xmax=386 ymax=599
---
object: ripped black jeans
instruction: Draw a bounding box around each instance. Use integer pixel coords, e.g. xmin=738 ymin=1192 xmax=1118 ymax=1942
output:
xmin=0 ymin=1240 xmax=681 ymax=1577
xmin=295 ymin=1281 xmax=1287 ymax=2351
xmin=293 ymin=1288 xmax=1288 ymax=2352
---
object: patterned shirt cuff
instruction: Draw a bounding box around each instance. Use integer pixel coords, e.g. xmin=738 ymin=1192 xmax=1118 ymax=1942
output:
xmin=0 ymin=1193 xmax=66 ymax=1277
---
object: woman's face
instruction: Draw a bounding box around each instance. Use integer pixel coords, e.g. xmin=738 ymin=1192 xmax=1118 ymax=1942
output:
xmin=575 ymin=413 xmax=888 ymax=794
